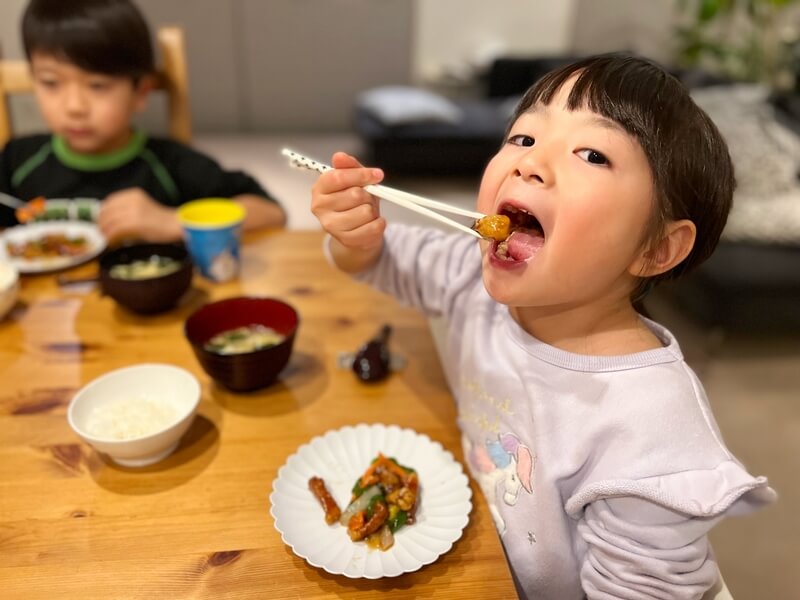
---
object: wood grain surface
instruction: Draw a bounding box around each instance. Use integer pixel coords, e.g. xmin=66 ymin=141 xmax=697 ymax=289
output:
xmin=0 ymin=230 xmax=516 ymax=599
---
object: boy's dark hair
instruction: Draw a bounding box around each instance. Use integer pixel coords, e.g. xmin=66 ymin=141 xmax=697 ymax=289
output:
xmin=22 ymin=0 xmax=155 ymax=80
xmin=510 ymin=53 xmax=735 ymax=301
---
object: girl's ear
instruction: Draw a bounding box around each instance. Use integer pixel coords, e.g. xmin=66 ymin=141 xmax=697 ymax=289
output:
xmin=629 ymin=219 xmax=697 ymax=278
xmin=132 ymin=75 xmax=155 ymax=113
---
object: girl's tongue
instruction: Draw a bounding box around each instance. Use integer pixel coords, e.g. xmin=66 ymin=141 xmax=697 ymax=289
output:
xmin=497 ymin=230 xmax=544 ymax=261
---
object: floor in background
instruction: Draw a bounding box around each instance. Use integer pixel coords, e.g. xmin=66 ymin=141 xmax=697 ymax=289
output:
xmin=197 ymin=133 xmax=799 ymax=599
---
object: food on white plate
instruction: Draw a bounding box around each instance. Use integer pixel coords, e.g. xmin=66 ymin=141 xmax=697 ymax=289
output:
xmin=310 ymin=453 xmax=420 ymax=551
xmin=309 ymin=476 xmax=341 ymax=525
xmin=6 ymin=233 xmax=89 ymax=260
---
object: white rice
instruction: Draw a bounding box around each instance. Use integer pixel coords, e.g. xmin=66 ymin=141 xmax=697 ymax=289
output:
xmin=85 ymin=397 xmax=179 ymax=440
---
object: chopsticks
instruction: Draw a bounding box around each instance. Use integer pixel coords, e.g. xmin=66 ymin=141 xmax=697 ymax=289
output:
xmin=282 ymin=148 xmax=485 ymax=240
xmin=0 ymin=192 xmax=24 ymax=210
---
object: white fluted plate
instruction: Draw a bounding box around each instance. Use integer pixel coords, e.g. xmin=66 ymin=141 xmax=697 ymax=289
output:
xmin=270 ymin=423 xmax=472 ymax=579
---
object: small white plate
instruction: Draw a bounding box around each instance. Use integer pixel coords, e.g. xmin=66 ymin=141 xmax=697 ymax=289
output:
xmin=1 ymin=221 xmax=106 ymax=274
xmin=270 ymin=423 xmax=472 ymax=579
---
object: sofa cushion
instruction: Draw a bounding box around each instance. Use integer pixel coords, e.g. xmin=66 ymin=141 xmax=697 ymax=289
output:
xmin=691 ymin=84 xmax=800 ymax=245
xmin=354 ymin=98 xmax=508 ymax=175
xmin=356 ymin=86 xmax=464 ymax=127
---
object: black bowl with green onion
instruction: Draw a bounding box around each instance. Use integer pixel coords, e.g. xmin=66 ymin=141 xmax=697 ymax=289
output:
xmin=99 ymin=242 xmax=193 ymax=314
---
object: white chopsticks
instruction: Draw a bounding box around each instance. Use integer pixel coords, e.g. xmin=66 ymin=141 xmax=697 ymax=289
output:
xmin=0 ymin=192 xmax=24 ymax=210
xmin=282 ymin=148 xmax=485 ymax=239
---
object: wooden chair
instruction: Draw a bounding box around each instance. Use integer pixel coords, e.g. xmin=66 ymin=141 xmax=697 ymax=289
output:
xmin=702 ymin=574 xmax=734 ymax=600
xmin=0 ymin=25 xmax=191 ymax=147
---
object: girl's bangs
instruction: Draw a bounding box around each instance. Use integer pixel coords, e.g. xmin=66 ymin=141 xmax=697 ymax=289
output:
xmin=517 ymin=56 xmax=672 ymax=140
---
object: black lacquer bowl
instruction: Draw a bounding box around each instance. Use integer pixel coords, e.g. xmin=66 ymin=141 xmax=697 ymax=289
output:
xmin=99 ymin=243 xmax=193 ymax=315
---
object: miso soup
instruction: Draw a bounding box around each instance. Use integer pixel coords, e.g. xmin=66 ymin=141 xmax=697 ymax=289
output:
xmin=204 ymin=324 xmax=286 ymax=355
xmin=109 ymin=255 xmax=181 ymax=280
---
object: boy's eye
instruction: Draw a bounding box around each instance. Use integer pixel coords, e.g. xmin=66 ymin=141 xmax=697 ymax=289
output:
xmin=89 ymin=81 xmax=111 ymax=91
xmin=577 ymin=149 xmax=609 ymax=166
xmin=37 ymin=78 xmax=58 ymax=89
xmin=508 ymin=134 xmax=535 ymax=147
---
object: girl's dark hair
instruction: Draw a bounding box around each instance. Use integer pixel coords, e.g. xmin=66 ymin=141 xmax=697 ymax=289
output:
xmin=22 ymin=0 xmax=155 ymax=80
xmin=510 ymin=53 xmax=735 ymax=301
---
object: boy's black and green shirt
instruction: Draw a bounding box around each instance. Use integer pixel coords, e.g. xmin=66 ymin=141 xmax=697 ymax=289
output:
xmin=0 ymin=131 xmax=278 ymax=226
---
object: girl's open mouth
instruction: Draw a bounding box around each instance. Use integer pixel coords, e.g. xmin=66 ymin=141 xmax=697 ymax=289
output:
xmin=492 ymin=205 xmax=545 ymax=262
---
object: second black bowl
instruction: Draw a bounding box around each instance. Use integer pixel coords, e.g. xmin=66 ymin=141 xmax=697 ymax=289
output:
xmin=99 ymin=243 xmax=193 ymax=314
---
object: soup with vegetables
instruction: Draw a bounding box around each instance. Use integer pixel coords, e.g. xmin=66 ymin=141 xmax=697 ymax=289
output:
xmin=109 ymin=256 xmax=182 ymax=280
xmin=203 ymin=325 xmax=285 ymax=355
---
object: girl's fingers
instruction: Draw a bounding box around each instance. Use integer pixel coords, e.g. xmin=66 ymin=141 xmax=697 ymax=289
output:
xmin=311 ymin=186 xmax=381 ymax=232
xmin=319 ymin=203 xmax=379 ymax=235
xmin=330 ymin=152 xmax=363 ymax=169
xmin=335 ymin=216 xmax=387 ymax=248
xmin=309 ymin=151 xmax=386 ymax=249
xmin=313 ymin=154 xmax=383 ymax=195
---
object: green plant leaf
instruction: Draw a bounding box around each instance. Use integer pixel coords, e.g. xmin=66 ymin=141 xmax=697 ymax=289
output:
xmin=698 ymin=0 xmax=722 ymax=21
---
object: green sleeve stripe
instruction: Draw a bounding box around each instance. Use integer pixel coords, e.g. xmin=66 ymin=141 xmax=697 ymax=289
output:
xmin=140 ymin=148 xmax=179 ymax=202
xmin=11 ymin=142 xmax=53 ymax=188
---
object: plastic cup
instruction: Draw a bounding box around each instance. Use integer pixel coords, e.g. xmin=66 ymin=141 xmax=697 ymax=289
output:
xmin=177 ymin=199 xmax=246 ymax=282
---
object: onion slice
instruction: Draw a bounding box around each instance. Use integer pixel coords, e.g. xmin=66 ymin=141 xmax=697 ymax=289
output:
xmin=378 ymin=523 xmax=394 ymax=551
xmin=339 ymin=485 xmax=382 ymax=526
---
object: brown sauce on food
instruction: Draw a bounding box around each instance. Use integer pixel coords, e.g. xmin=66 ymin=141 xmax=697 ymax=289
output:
xmin=474 ymin=215 xmax=511 ymax=241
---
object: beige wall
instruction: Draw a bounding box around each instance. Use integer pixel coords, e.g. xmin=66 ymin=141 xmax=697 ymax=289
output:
xmin=235 ymin=0 xmax=413 ymax=132
xmin=0 ymin=0 xmax=674 ymax=133
xmin=412 ymin=0 xmax=578 ymax=84
xmin=0 ymin=0 xmax=413 ymax=133
xmin=571 ymin=0 xmax=676 ymax=64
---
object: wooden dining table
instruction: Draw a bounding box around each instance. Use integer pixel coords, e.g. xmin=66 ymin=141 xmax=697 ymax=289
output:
xmin=0 ymin=229 xmax=517 ymax=599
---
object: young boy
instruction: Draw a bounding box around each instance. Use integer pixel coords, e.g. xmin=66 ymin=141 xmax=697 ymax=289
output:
xmin=0 ymin=0 xmax=285 ymax=241
xmin=310 ymin=54 xmax=776 ymax=599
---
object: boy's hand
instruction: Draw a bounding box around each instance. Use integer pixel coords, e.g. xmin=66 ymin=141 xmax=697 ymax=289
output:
xmin=98 ymin=188 xmax=182 ymax=244
xmin=311 ymin=152 xmax=386 ymax=252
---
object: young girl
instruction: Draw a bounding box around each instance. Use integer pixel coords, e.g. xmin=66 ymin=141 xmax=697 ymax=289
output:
xmin=311 ymin=54 xmax=776 ymax=599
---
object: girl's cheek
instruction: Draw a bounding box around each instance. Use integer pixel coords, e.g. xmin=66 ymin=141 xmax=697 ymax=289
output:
xmin=476 ymin=156 xmax=505 ymax=213
xmin=475 ymin=181 xmax=495 ymax=214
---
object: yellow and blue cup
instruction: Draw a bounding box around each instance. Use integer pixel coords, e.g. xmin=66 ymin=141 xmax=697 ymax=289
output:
xmin=177 ymin=199 xmax=246 ymax=282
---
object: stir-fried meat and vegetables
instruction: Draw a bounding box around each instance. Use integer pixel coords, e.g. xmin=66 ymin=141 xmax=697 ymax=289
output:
xmin=308 ymin=476 xmax=341 ymax=525
xmin=309 ymin=453 xmax=420 ymax=551
xmin=6 ymin=233 xmax=89 ymax=260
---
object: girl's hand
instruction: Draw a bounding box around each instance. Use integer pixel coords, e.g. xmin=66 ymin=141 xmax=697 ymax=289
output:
xmin=311 ymin=152 xmax=386 ymax=252
xmin=98 ymin=188 xmax=182 ymax=243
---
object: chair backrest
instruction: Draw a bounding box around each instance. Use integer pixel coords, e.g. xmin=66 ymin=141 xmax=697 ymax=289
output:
xmin=0 ymin=25 xmax=191 ymax=147
xmin=701 ymin=573 xmax=734 ymax=600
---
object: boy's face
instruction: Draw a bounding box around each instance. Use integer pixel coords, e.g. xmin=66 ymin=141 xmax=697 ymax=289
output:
xmin=30 ymin=53 xmax=150 ymax=155
xmin=476 ymin=78 xmax=655 ymax=313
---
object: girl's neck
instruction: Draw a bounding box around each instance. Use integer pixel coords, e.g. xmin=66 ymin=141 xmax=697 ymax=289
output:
xmin=509 ymin=299 xmax=662 ymax=356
